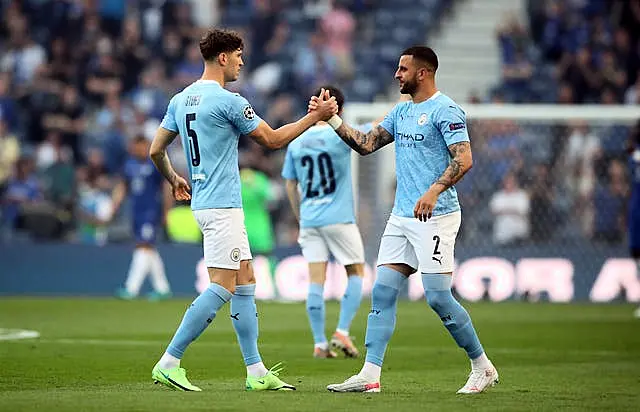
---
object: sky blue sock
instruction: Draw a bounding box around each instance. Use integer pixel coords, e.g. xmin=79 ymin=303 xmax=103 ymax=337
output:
xmin=422 ymin=274 xmax=484 ymax=359
xmin=337 ymin=275 xmax=363 ymax=332
xmin=364 ymin=266 xmax=407 ymax=366
xmin=167 ymin=283 xmax=232 ymax=359
xmin=230 ymin=284 xmax=262 ymax=366
xmin=306 ymin=283 xmax=327 ymax=345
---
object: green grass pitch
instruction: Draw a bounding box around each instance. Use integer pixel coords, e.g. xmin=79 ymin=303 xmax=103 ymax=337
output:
xmin=1 ymin=298 xmax=639 ymax=411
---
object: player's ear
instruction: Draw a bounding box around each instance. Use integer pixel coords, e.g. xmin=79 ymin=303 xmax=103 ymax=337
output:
xmin=218 ymin=52 xmax=227 ymax=66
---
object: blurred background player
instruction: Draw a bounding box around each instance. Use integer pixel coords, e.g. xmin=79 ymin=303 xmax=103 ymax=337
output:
xmin=148 ymin=29 xmax=338 ymax=391
xmin=110 ymin=135 xmax=172 ymax=301
xmin=321 ymin=46 xmax=497 ymax=394
xmin=627 ymin=120 xmax=640 ymax=318
xmin=282 ymin=85 xmax=366 ymax=359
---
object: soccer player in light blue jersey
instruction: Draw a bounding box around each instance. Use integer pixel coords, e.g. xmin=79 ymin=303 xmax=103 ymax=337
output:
xmin=147 ymin=29 xmax=338 ymax=392
xmin=282 ymin=86 xmax=369 ymax=359
xmin=320 ymin=46 xmax=498 ymax=394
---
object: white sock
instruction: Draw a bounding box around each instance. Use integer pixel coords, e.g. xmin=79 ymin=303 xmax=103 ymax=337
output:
xmin=148 ymin=249 xmax=171 ymax=293
xmin=471 ymin=352 xmax=492 ymax=370
xmin=247 ymin=361 xmax=269 ymax=378
xmin=124 ymin=249 xmax=152 ymax=295
xmin=315 ymin=342 xmax=329 ymax=350
xmin=335 ymin=328 xmax=349 ymax=336
xmin=158 ymin=351 xmax=180 ymax=369
xmin=359 ymin=361 xmax=381 ymax=381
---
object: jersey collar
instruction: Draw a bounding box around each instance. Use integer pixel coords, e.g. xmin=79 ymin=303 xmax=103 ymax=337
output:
xmin=411 ymin=91 xmax=441 ymax=106
xmin=195 ymin=79 xmax=221 ymax=86
xmin=427 ymin=91 xmax=442 ymax=101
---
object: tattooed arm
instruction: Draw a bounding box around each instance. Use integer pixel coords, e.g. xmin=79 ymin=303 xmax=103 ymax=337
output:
xmin=413 ymin=141 xmax=473 ymax=221
xmin=333 ymin=123 xmax=395 ymax=156
xmin=433 ymin=141 xmax=473 ymax=192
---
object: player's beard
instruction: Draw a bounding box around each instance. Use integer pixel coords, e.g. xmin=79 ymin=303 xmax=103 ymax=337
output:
xmin=400 ymin=76 xmax=418 ymax=95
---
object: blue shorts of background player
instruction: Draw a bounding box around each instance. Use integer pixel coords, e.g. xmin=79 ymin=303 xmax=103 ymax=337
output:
xmin=133 ymin=213 xmax=161 ymax=244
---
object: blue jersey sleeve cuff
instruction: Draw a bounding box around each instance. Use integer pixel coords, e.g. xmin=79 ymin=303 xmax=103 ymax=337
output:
xmin=160 ymin=124 xmax=178 ymax=133
xmin=239 ymin=117 xmax=262 ymax=136
xmin=445 ymin=134 xmax=470 ymax=146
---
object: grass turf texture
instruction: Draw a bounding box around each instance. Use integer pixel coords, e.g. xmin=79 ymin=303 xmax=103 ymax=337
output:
xmin=1 ymin=299 xmax=639 ymax=411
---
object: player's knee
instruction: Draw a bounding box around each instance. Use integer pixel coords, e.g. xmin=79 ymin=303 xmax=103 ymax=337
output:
xmin=208 ymin=268 xmax=237 ymax=294
xmin=371 ymin=282 xmax=396 ymax=308
xmin=309 ymin=271 xmax=326 ymax=285
xmin=214 ymin=282 xmax=235 ymax=295
xmin=345 ymin=263 xmax=365 ymax=277
xmin=237 ymin=260 xmax=255 ymax=285
xmin=424 ymin=289 xmax=450 ymax=314
xmin=308 ymin=262 xmax=327 ymax=284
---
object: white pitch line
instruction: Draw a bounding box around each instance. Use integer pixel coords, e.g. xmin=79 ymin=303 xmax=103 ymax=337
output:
xmin=0 ymin=328 xmax=40 ymax=341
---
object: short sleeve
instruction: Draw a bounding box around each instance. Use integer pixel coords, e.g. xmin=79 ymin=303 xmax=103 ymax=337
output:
xmin=379 ymin=104 xmax=399 ymax=137
xmin=160 ymin=95 xmax=178 ymax=132
xmin=434 ymin=104 xmax=470 ymax=146
xmin=228 ymin=94 xmax=262 ymax=135
xmin=281 ymin=147 xmax=297 ymax=180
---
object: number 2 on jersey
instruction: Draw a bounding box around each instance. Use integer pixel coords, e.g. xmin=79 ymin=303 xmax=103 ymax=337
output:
xmin=300 ymin=152 xmax=336 ymax=198
xmin=185 ymin=113 xmax=200 ymax=167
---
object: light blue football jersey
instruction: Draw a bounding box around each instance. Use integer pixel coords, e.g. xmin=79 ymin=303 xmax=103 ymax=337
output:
xmin=282 ymin=123 xmax=371 ymax=228
xmin=160 ymin=80 xmax=261 ymax=210
xmin=380 ymin=91 xmax=470 ymax=218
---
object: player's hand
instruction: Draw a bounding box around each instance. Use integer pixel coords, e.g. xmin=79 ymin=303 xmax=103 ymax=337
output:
xmin=307 ymin=88 xmax=324 ymax=112
xmin=308 ymin=88 xmax=338 ymax=120
xmin=171 ymin=175 xmax=191 ymax=201
xmin=414 ymin=187 xmax=440 ymax=222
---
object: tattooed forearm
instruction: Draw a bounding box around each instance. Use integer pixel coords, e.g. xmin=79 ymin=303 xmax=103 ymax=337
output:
xmin=334 ymin=124 xmax=394 ymax=155
xmin=433 ymin=142 xmax=473 ymax=192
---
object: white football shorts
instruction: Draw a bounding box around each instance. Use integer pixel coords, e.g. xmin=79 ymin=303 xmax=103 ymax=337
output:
xmin=298 ymin=223 xmax=365 ymax=266
xmin=193 ymin=208 xmax=252 ymax=270
xmin=377 ymin=211 xmax=461 ymax=273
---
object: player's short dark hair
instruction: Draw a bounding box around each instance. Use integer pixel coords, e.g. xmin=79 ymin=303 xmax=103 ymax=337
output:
xmin=401 ymin=46 xmax=438 ymax=72
xmin=199 ymin=29 xmax=244 ymax=62
xmin=313 ymin=85 xmax=345 ymax=112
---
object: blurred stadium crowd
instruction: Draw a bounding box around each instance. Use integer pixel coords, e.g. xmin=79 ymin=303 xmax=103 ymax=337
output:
xmin=465 ymin=0 xmax=639 ymax=247
xmin=495 ymin=0 xmax=639 ymax=104
xmin=0 ymin=0 xmax=638 ymax=254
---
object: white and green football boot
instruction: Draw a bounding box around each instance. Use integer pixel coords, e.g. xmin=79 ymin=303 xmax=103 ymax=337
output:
xmin=152 ymin=363 xmax=202 ymax=391
xmin=245 ymin=363 xmax=296 ymax=391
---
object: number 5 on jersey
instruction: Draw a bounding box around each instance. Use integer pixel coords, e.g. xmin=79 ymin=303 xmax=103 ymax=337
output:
xmin=186 ymin=113 xmax=200 ymax=167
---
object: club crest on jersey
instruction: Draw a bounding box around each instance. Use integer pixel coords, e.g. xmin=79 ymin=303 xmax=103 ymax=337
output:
xmin=417 ymin=113 xmax=428 ymax=126
xmin=243 ymin=105 xmax=255 ymax=120
xmin=230 ymin=248 xmax=241 ymax=262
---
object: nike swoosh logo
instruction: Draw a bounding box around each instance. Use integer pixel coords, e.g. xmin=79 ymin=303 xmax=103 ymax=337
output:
xmin=257 ymin=380 xmax=265 ymax=384
xmin=159 ymin=370 xmax=191 ymax=391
